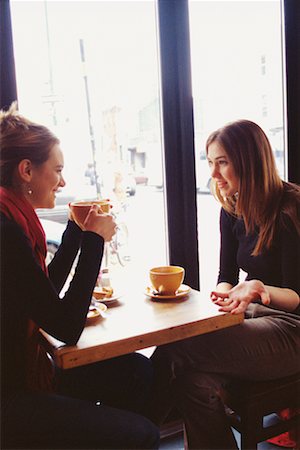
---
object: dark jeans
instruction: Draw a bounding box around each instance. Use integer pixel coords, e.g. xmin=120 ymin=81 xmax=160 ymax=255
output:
xmin=2 ymin=353 xmax=160 ymax=449
xmin=147 ymin=305 xmax=300 ymax=450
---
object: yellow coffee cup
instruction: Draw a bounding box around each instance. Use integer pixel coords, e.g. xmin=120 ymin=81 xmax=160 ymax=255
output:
xmin=69 ymin=200 xmax=110 ymax=229
xmin=150 ymin=265 xmax=185 ymax=296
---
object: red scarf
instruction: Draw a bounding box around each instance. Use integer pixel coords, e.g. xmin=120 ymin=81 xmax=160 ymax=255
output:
xmin=0 ymin=187 xmax=47 ymax=273
xmin=0 ymin=187 xmax=54 ymax=391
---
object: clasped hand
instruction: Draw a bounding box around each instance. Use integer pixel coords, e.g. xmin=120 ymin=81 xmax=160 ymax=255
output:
xmin=84 ymin=204 xmax=117 ymax=241
xmin=69 ymin=204 xmax=117 ymax=242
xmin=211 ymin=280 xmax=270 ymax=314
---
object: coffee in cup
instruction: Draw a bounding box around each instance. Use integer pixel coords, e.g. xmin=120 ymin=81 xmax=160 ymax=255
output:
xmin=150 ymin=265 xmax=185 ymax=296
xmin=69 ymin=200 xmax=110 ymax=229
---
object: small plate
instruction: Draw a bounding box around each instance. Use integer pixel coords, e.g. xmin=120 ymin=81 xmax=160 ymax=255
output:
xmin=144 ymin=284 xmax=191 ymax=300
xmin=86 ymin=303 xmax=107 ymax=321
xmin=92 ymin=294 xmax=122 ymax=306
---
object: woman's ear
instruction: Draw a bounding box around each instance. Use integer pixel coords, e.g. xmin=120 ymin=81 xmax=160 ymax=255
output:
xmin=17 ymin=159 xmax=33 ymax=182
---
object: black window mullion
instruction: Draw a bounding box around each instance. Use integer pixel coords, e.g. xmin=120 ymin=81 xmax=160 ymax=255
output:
xmin=157 ymin=0 xmax=199 ymax=289
xmin=0 ymin=0 xmax=18 ymax=110
xmin=283 ymin=0 xmax=300 ymax=184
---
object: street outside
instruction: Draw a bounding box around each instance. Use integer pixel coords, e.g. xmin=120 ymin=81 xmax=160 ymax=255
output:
xmin=115 ymin=185 xmax=221 ymax=294
xmin=40 ymin=185 xmax=221 ymax=295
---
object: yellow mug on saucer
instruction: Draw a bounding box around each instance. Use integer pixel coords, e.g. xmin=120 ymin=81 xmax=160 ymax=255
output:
xmin=69 ymin=200 xmax=110 ymax=229
xmin=150 ymin=265 xmax=185 ymax=296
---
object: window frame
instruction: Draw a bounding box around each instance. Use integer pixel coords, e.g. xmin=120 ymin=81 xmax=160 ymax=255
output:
xmin=2 ymin=0 xmax=299 ymax=291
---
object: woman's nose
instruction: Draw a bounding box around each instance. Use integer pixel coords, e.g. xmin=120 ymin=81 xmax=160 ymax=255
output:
xmin=60 ymin=176 xmax=66 ymax=187
xmin=210 ymin=164 xmax=219 ymax=178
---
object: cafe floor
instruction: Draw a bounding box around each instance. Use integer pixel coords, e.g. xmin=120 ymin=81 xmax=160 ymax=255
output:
xmin=159 ymin=428 xmax=281 ymax=449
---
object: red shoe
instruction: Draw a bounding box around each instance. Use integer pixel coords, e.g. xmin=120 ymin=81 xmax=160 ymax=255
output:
xmin=267 ymin=432 xmax=296 ymax=448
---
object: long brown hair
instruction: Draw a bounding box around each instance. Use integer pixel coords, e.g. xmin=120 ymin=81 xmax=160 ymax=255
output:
xmin=206 ymin=119 xmax=300 ymax=255
xmin=0 ymin=102 xmax=59 ymax=187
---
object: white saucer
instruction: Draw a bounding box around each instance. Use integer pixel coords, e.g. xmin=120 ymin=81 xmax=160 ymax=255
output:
xmin=86 ymin=303 xmax=107 ymax=321
xmin=144 ymin=284 xmax=191 ymax=300
xmin=92 ymin=294 xmax=122 ymax=306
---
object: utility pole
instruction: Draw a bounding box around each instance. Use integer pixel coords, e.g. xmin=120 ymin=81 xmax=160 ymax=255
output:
xmin=43 ymin=0 xmax=57 ymax=126
xmin=79 ymin=38 xmax=101 ymax=197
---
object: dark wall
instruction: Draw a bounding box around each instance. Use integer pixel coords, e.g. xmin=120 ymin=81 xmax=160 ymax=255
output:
xmin=0 ymin=0 xmax=18 ymax=110
xmin=284 ymin=0 xmax=300 ymax=184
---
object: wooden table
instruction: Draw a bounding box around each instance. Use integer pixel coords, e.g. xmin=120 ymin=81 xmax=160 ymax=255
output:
xmin=41 ymin=288 xmax=243 ymax=369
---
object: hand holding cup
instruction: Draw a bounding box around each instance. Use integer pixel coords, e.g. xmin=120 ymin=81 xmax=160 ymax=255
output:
xmin=84 ymin=205 xmax=116 ymax=241
xmin=69 ymin=200 xmax=116 ymax=241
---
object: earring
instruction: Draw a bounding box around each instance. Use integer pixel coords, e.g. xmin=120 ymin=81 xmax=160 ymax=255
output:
xmin=28 ymin=186 xmax=33 ymax=195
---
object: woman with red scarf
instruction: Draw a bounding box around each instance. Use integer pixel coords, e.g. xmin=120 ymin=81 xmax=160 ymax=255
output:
xmin=0 ymin=104 xmax=159 ymax=449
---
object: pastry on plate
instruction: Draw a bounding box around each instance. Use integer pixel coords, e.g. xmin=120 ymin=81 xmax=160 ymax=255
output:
xmin=93 ymin=286 xmax=114 ymax=300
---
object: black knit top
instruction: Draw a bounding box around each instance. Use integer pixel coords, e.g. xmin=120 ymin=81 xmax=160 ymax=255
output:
xmin=1 ymin=215 xmax=104 ymax=398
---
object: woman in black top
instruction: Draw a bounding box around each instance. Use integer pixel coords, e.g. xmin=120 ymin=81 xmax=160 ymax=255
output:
xmin=0 ymin=104 xmax=159 ymax=449
xmin=147 ymin=120 xmax=300 ymax=449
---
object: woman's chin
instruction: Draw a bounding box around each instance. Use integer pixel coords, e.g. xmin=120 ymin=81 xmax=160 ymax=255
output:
xmin=43 ymin=200 xmax=56 ymax=209
xmin=220 ymin=187 xmax=235 ymax=197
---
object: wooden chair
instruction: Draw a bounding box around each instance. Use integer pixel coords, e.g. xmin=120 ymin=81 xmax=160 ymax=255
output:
xmin=225 ymin=372 xmax=300 ymax=450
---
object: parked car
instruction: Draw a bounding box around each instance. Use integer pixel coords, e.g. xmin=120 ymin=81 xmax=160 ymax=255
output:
xmin=133 ymin=170 xmax=148 ymax=186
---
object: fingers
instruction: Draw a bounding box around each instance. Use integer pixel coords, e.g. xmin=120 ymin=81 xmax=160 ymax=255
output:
xmin=83 ymin=206 xmax=116 ymax=240
xmin=219 ymin=301 xmax=234 ymax=311
xmin=98 ymin=205 xmax=112 ymax=213
xmin=211 ymin=280 xmax=269 ymax=315
xmin=231 ymin=302 xmax=247 ymax=314
xmin=214 ymin=299 xmax=231 ymax=307
xmin=211 ymin=291 xmax=247 ymax=314
xmin=90 ymin=204 xmax=113 ymax=215
xmin=102 ymin=223 xmax=117 ymax=242
xmin=217 ymin=300 xmax=238 ymax=312
xmin=260 ymin=290 xmax=270 ymax=305
xmin=211 ymin=290 xmax=229 ymax=299
xmin=84 ymin=205 xmax=99 ymax=223
xmin=211 ymin=291 xmax=230 ymax=305
xmin=89 ymin=204 xmax=108 ymax=216
xmin=220 ymin=300 xmax=248 ymax=314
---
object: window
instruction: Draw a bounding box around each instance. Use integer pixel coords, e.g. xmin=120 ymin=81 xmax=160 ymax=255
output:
xmin=11 ymin=0 xmax=167 ymax=289
xmin=189 ymin=0 xmax=285 ymax=291
xmin=10 ymin=0 xmax=288 ymax=293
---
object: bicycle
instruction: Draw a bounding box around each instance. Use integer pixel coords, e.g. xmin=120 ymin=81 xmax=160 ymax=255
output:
xmin=108 ymin=221 xmax=130 ymax=267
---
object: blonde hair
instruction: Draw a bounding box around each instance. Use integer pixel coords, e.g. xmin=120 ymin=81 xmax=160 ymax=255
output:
xmin=0 ymin=102 xmax=59 ymax=187
xmin=206 ymin=119 xmax=300 ymax=255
